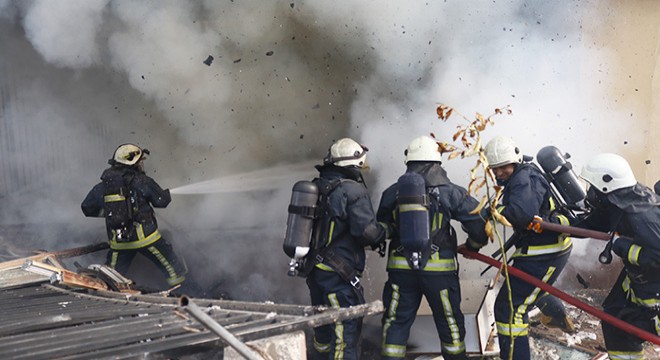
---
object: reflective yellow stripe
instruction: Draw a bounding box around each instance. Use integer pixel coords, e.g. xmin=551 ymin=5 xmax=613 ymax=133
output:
xmin=314 ymin=338 xmax=330 ymax=353
xmin=496 ymin=321 xmax=528 ymax=336
xmin=441 ymin=341 xmax=466 ymax=354
xmin=382 ymin=283 xmax=403 ymax=358
xmin=387 ymin=254 xmax=456 ymax=271
xmin=654 ymin=316 xmax=660 ymax=336
xmin=327 ymin=220 xmax=335 ymax=246
xmin=439 ymin=289 xmax=464 ymax=354
xmin=147 ymin=246 xmax=185 ymax=285
xmin=628 ymin=244 xmax=642 ymax=266
xmin=513 ymin=237 xmax=572 ymax=257
xmin=328 ymin=293 xmax=345 ymax=359
xmin=432 ymin=212 xmax=443 ymax=232
xmin=399 ymin=204 xmax=427 ymax=212
xmin=109 ymin=223 xmax=161 ymax=250
xmin=622 ymin=275 xmax=660 ymax=308
xmin=104 ymin=194 xmax=125 ymax=202
xmin=382 ymin=344 xmax=406 ymax=358
xmin=315 ymin=263 xmax=334 ymax=271
xmin=607 ymin=350 xmax=644 ymax=360
xmin=109 ymin=251 xmax=118 ymax=268
xmin=514 ymin=267 xmax=555 ymax=324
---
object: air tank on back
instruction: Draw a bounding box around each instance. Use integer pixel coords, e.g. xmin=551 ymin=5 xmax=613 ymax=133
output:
xmin=536 ymin=146 xmax=586 ymax=208
xmin=283 ymin=180 xmax=319 ymax=275
xmin=397 ymin=172 xmax=430 ymax=270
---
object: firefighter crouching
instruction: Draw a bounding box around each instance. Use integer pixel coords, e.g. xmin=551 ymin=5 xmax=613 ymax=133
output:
xmin=81 ymin=143 xmax=188 ymax=289
xmin=286 ymin=138 xmax=386 ymax=360
xmin=578 ymin=153 xmax=660 ymax=360
xmin=483 ymin=136 xmax=574 ymax=360
xmin=377 ymin=136 xmax=489 ymax=360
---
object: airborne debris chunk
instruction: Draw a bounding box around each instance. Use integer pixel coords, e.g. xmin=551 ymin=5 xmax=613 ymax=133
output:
xmin=266 ymin=51 xmax=274 ymax=56
xmin=203 ymin=55 xmax=214 ymax=66
xmin=576 ymin=273 xmax=590 ymax=289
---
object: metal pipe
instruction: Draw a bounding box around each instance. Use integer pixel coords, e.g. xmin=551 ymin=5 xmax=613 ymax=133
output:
xmin=178 ymin=295 xmax=262 ymax=360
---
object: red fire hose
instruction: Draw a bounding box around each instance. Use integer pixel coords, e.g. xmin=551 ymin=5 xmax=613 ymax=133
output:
xmin=458 ymin=247 xmax=660 ymax=345
xmin=534 ymin=221 xmax=611 ymax=241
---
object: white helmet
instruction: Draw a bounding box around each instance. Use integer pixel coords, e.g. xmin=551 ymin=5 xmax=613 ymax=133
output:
xmin=484 ymin=136 xmax=522 ymax=168
xmin=580 ymin=153 xmax=636 ymax=193
xmin=405 ymin=136 xmax=442 ymax=163
xmin=112 ymin=143 xmax=148 ymax=166
xmin=325 ymin=138 xmax=368 ymax=168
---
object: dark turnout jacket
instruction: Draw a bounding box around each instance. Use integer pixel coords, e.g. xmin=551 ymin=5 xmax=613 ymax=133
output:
xmin=377 ymin=162 xmax=488 ymax=273
xmin=583 ymin=183 xmax=660 ymax=308
xmin=312 ymin=164 xmax=385 ymax=274
xmin=82 ymin=165 xmax=171 ymax=249
xmin=496 ymin=163 xmax=572 ymax=258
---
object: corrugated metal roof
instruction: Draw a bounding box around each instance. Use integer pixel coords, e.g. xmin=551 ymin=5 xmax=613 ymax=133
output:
xmin=0 ymin=268 xmax=383 ymax=360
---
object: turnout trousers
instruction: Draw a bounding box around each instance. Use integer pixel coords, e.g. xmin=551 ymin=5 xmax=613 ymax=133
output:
xmin=381 ymin=270 xmax=466 ymax=360
xmin=106 ymin=236 xmax=187 ymax=286
xmin=602 ymin=270 xmax=660 ymax=360
xmin=494 ymin=250 xmax=570 ymax=360
xmin=307 ymin=268 xmax=363 ymax=360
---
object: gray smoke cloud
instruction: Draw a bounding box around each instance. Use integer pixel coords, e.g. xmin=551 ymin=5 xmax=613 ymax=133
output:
xmin=0 ymin=0 xmax=657 ymax=300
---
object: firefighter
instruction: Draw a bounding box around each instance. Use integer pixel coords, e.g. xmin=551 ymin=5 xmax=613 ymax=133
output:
xmin=483 ymin=136 xmax=574 ymax=360
xmin=377 ymin=136 xmax=489 ymax=360
xmin=304 ymin=138 xmax=386 ymax=360
xmin=81 ymin=144 xmax=188 ymax=289
xmin=579 ymin=153 xmax=660 ymax=360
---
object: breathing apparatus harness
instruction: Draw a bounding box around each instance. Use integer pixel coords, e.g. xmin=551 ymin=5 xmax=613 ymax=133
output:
xmin=284 ymin=168 xmax=366 ymax=301
xmin=489 ymin=147 xmax=586 ymax=266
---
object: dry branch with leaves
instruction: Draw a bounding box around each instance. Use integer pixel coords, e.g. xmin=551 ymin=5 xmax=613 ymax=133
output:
xmin=433 ymin=104 xmax=514 ymax=239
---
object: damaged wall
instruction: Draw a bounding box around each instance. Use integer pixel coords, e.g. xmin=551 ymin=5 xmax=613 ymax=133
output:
xmin=0 ymin=0 xmax=658 ymax=302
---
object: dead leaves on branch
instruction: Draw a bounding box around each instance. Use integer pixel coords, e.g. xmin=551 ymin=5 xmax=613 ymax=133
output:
xmin=435 ymin=103 xmax=513 ymax=234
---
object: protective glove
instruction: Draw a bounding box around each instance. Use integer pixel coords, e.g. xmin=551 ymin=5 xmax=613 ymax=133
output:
xmin=526 ymin=215 xmax=543 ymax=233
xmin=464 ymin=238 xmax=482 ymax=253
xmin=372 ymin=240 xmax=387 ymax=257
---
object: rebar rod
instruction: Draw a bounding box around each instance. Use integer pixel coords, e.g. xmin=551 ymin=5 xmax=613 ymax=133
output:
xmin=178 ymin=295 xmax=262 ymax=360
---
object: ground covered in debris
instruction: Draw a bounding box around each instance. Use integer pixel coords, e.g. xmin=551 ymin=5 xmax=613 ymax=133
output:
xmin=528 ymin=289 xmax=660 ymax=360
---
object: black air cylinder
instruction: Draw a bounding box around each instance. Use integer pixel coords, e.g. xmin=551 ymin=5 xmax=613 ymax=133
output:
xmin=537 ymin=146 xmax=586 ymax=207
xmin=283 ymin=181 xmax=319 ymax=260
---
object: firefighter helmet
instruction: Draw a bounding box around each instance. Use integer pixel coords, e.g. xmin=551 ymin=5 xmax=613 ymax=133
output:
xmin=112 ymin=143 xmax=149 ymax=166
xmin=404 ymin=136 xmax=442 ymax=164
xmin=325 ymin=138 xmax=368 ymax=168
xmin=580 ymin=153 xmax=636 ymax=193
xmin=484 ymin=136 xmax=522 ymax=168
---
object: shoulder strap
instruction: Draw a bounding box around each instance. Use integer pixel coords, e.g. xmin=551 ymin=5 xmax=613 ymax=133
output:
xmin=316 ymin=247 xmax=365 ymax=302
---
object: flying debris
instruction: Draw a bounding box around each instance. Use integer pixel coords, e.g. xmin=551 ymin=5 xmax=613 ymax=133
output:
xmin=203 ymin=55 xmax=214 ymax=66
xmin=576 ymin=273 xmax=590 ymax=289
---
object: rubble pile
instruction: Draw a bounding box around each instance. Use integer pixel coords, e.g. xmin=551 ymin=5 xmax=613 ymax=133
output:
xmin=529 ymin=289 xmax=660 ymax=359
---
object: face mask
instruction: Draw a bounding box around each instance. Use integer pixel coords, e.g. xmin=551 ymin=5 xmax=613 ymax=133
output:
xmin=585 ymin=186 xmax=608 ymax=209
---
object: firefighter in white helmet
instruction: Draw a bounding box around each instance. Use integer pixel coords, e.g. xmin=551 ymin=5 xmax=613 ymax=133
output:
xmin=578 ymin=153 xmax=660 ymax=360
xmin=81 ymin=143 xmax=188 ymax=290
xmin=483 ymin=136 xmax=574 ymax=360
xmin=377 ymin=135 xmax=489 ymax=360
xmin=300 ymin=138 xmax=386 ymax=359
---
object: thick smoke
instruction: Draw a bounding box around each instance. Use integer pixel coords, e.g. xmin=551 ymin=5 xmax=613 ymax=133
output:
xmin=0 ymin=1 xmax=658 ymax=301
